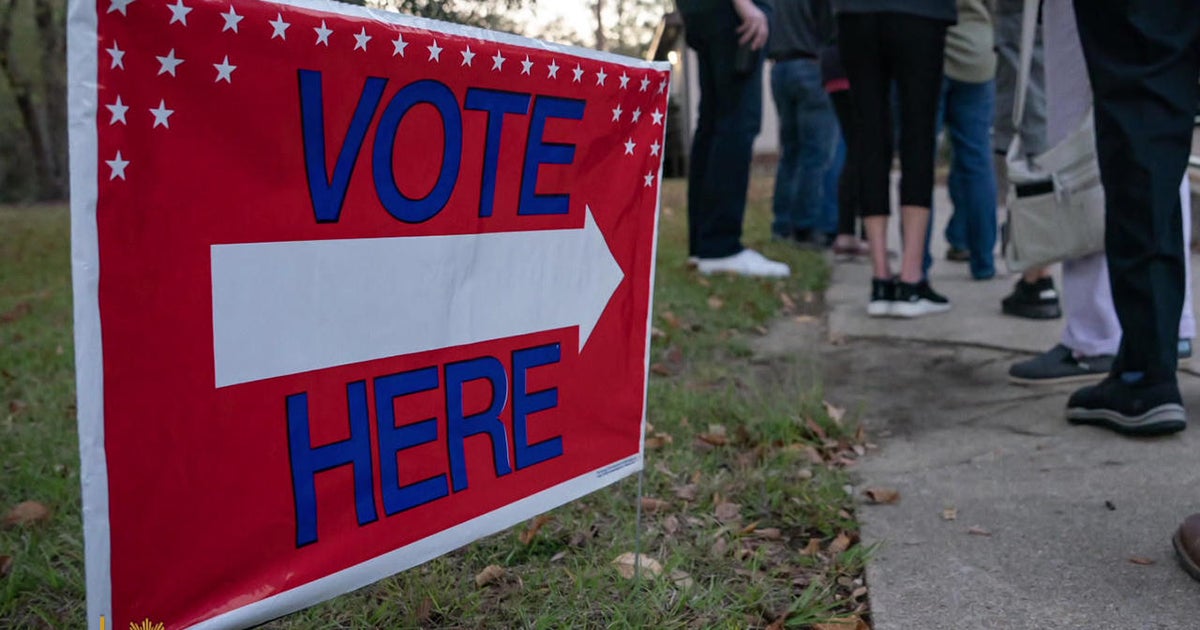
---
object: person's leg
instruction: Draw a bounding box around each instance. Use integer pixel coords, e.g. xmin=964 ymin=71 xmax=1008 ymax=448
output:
xmin=944 ymin=78 xmax=998 ymax=280
xmin=830 ymin=90 xmax=867 ymax=254
xmin=770 ymin=61 xmax=802 ymax=240
xmin=940 ymin=78 xmax=967 ymax=256
xmin=822 ymin=126 xmax=846 ymax=240
xmin=934 ymin=79 xmax=969 ymax=262
xmin=686 ymin=4 xmax=765 ymax=260
xmin=790 ymin=59 xmax=838 ymax=245
xmin=1060 ymin=253 xmax=1121 ymax=357
xmin=1179 ymin=175 xmax=1195 ymax=346
xmin=890 ymin=13 xmax=950 ymax=315
xmin=830 ymin=135 xmax=849 ymax=235
xmin=682 ymin=10 xmax=717 ymax=259
xmin=1067 ymin=0 xmax=1200 ymax=435
xmin=839 ymin=13 xmax=894 ymax=286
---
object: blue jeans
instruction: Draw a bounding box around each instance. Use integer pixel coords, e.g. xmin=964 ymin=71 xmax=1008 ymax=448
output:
xmin=682 ymin=2 xmax=768 ymax=258
xmin=934 ymin=77 xmax=998 ymax=279
xmin=770 ymin=58 xmax=837 ymax=238
xmin=823 ymin=133 xmax=846 ymax=235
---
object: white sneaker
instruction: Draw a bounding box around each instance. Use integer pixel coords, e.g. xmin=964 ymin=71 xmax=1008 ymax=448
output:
xmin=695 ymin=249 xmax=790 ymax=278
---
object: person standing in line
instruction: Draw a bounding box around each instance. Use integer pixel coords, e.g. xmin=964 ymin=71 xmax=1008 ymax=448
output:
xmin=767 ymin=0 xmax=837 ymax=250
xmin=834 ymin=0 xmax=957 ymax=318
xmin=991 ymin=0 xmax=1062 ymax=320
xmin=936 ymin=0 xmax=998 ymax=281
xmin=1007 ymin=0 xmax=1194 ymax=387
xmin=678 ymin=0 xmax=791 ymax=277
xmin=1064 ymin=0 xmax=1200 ymax=582
xmin=1028 ymin=0 xmax=1193 ymax=437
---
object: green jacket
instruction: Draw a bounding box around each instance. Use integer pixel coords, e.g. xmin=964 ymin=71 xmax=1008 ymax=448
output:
xmin=944 ymin=0 xmax=996 ymax=83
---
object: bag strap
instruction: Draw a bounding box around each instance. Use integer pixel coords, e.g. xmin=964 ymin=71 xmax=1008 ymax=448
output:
xmin=1012 ymin=0 xmax=1039 ymax=129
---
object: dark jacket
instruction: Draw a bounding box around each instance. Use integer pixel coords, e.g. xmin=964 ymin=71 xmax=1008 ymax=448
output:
xmin=831 ymin=0 xmax=957 ymax=23
xmin=768 ymin=0 xmax=833 ymax=60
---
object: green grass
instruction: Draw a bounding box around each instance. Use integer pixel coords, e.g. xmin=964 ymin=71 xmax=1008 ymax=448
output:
xmin=0 ymin=181 xmax=869 ymax=629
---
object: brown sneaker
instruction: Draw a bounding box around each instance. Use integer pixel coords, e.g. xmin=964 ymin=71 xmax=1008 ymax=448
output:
xmin=1173 ymin=513 xmax=1200 ymax=582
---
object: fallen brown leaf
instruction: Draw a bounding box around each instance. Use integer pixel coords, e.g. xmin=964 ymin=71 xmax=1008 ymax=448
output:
xmin=967 ymin=526 xmax=992 ymax=537
xmin=674 ymin=484 xmax=698 ymax=501
xmin=415 ymin=597 xmax=433 ymax=623
xmin=801 ymin=538 xmax=822 ymax=555
xmin=794 ymin=314 xmax=818 ymax=324
xmin=755 ymin=527 xmax=783 ymax=540
xmin=827 ymin=532 xmax=853 ymax=554
xmin=640 ymin=497 xmax=669 ymax=513
xmin=661 ymin=311 xmax=681 ymax=329
xmin=823 ymin=401 xmax=846 ymax=424
xmin=698 ymin=423 xmax=729 ymax=446
xmin=813 ymin=615 xmax=869 ymax=630
xmin=645 ymin=435 xmax=669 ymax=450
xmin=851 ymin=586 xmax=868 ymax=600
xmin=669 ymin=569 xmax=694 ymax=589
xmin=805 ymin=418 xmax=828 ymax=441
xmin=650 ymin=326 xmax=667 ymax=340
xmin=474 ymin=564 xmax=507 ymax=587
xmin=711 ymin=536 xmax=729 ymax=557
xmin=650 ymin=363 xmax=672 ymax=377
xmin=663 ymin=514 xmax=680 ymax=535
xmin=1129 ymin=556 xmax=1156 ymax=566
xmin=0 ymin=554 xmax=11 ymax=578
xmin=863 ymin=487 xmax=901 ymax=505
xmin=612 ymin=552 xmax=663 ymax=579
xmin=519 ymin=514 xmax=553 ymax=545
xmin=8 ymin=400 xmax=26 ymax=415
xmin=714 ymin=502 xmax=741 ymax=522
xmin=734 ymin=449 xmax=759 ymax=470
xmin=707 ymin=296 xmax=724 ymax=310
xmin=780 ymin=292 xmax=797 ymax=310
xmin=738 ymin=521 xmax=760 ymax=535
xmin=3 ymin=501 xmax=51 ymax=527
xmin=942 ymin=507 xmax=958 ymax=521
xmin=766 ymin=617 xmax=788 ymax=630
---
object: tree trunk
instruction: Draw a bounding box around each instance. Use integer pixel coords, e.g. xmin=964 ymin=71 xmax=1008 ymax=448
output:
xmin=0 ymin=0 xmax=50 ymax=201
xmin=594 ymin=0 xmax=606 ymax=51
xmin=33 ymin=0 xmax=67 ymax=199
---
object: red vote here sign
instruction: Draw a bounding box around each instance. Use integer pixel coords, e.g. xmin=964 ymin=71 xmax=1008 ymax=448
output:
xmin=67 ymin=0 xmax=668 ymax=627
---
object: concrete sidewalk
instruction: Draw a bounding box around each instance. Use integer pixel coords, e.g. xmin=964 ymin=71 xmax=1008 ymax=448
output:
xmin=818 ymin=188 xmax=1200 ymax=629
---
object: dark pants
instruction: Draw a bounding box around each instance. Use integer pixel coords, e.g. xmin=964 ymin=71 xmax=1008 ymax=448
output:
xmin=830 ymin=90 xmax=862 ymax=237
xmin=682 ymin=3 xmax=766 ymax=258
xmin=1074 ymin=0 xmax=1200 ymax=384
xmin=837 ymin=12 xmax=947 ymax=216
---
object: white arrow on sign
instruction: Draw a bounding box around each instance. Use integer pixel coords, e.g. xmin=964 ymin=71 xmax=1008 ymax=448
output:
xmin=210 ymin=206 xmax=624 ymax=388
